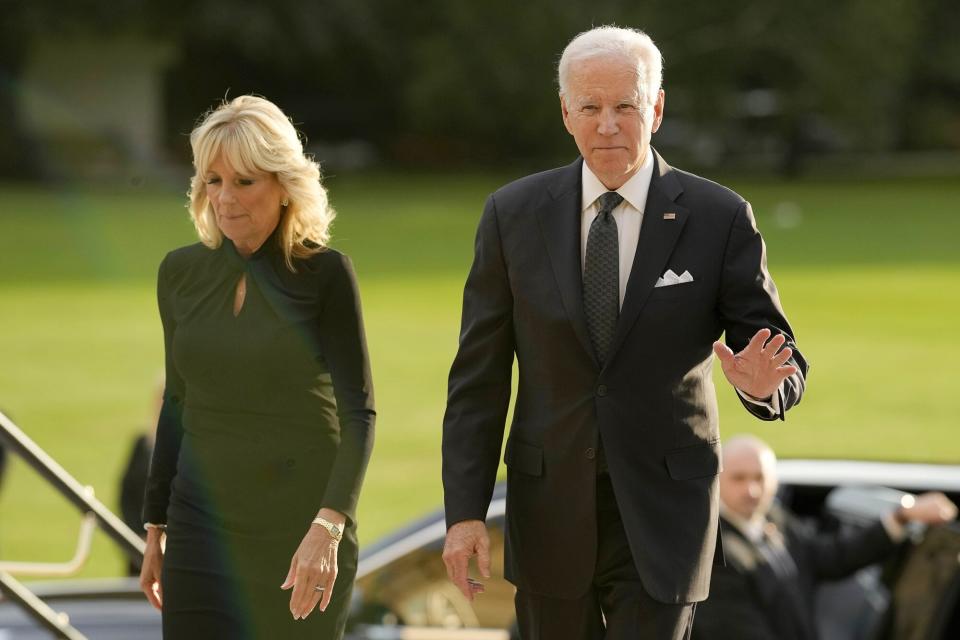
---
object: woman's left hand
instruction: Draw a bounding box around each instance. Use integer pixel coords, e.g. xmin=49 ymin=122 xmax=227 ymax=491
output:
xmin=281 ymin=510 xmax=344 ymax=619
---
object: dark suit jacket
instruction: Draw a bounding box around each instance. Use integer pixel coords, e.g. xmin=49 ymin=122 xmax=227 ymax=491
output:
xmin=692 ymin=507 xmax=898 ymax=640
xmin=442 ymin=152 xmax=808 ymax=603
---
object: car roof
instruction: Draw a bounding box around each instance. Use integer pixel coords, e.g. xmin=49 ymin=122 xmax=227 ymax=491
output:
xmin=777 ymin=459 xmax=960 ymax=492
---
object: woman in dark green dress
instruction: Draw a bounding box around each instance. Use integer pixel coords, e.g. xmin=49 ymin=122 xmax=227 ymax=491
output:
xmin=138 ymin=95 xmax=375 ymax=639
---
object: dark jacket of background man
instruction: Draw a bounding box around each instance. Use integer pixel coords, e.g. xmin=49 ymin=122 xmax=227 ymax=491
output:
xmin=693 ymin=504 xmax=898 ymax=640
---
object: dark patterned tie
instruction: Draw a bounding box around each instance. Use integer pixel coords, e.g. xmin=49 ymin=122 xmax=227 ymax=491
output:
xmin=583 ymin=191 xmax=623 ymax=366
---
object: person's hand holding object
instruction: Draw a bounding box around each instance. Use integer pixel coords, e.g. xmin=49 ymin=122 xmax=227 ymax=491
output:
xmin=443 ymin=519 xmax=491 ymax=601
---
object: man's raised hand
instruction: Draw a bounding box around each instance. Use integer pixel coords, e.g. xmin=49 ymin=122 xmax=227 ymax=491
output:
xmin=713 ymin=328 xmax=798 ymax=401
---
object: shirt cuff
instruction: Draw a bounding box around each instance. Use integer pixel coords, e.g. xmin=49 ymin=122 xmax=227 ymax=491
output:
xmin=737 ymin=384 xmax=782 ymax=415
xmin=143 ymin=523 xmax=167 ymax=531
xmin=882 ymin=511 xmax=908 ymax=543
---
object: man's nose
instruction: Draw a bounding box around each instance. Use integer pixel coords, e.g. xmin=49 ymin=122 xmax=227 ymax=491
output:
xmin=597 ymin=108 xmax=619 ymax=135
xmin=747 ymin=482 xmax=762 ymax=499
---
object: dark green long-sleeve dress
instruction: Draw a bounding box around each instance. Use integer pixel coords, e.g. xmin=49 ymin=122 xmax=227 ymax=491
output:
xmin=143 ymin=229 xmax=375 ymax=639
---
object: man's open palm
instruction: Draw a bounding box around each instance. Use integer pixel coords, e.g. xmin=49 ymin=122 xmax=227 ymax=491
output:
xmin=713 ymin=328 xmax=797 ymax=400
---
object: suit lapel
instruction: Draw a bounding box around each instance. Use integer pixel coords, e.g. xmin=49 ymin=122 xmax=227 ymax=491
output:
xmin=607 ymin=151 xmax=689 ymax=362
xmin=536 ymin=158 xmax=600 ymax=368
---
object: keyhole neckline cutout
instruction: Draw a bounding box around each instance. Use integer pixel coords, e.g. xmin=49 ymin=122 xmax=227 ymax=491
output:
xmin=233 ymin=273 xmax=247 ymax=318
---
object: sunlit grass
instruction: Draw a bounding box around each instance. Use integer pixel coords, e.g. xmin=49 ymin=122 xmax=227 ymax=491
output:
xmin=1 ymin=172 xmax=958 ymax=578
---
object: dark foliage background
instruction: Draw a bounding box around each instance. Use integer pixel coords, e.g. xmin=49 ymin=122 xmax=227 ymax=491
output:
xmin=1 ymin=0 xmax=957 ymax=175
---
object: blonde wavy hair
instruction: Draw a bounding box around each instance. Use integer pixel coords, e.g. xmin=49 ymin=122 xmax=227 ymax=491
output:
xmin=188 ymin=95 xmax=334 ymax=270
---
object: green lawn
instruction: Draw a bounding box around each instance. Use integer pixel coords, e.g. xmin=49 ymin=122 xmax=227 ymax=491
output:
xmin=0 ymin=172 xmax=957 ymax=578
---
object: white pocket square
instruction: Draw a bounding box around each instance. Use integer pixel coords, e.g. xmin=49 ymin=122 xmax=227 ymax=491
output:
xmin=655 ymin=269 xmax=694 ymax=288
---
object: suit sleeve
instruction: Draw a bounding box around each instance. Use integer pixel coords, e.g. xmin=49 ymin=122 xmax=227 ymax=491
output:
xmin=717 ymin=201 xmax=808 ymax=420
xmin=791 ymin=517 xmax=898 ymax=581
xmin=442 ymin=195 xmax=515 ymax=529
xmin=142 ymin=254 xmax=186 ymax=525
xmin=317 ymin=254 xmax=376 ymax=525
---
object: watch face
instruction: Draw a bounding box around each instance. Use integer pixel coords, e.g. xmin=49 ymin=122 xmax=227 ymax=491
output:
xmin=332 ymin=525 xmax=341 ymax=537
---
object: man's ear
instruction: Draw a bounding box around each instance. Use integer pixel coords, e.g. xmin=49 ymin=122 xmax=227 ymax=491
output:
xmin=560 ymin=95 xmax=575 ymax=136
xmin=651 ymin=90 xmax=665 ymax=134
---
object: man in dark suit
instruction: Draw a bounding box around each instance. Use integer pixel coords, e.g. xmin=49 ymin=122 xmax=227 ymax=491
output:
xmin=693 ymin=435 xmax=957 ymax=640
xmin=441 ymin=25 xmax=808 ymax=639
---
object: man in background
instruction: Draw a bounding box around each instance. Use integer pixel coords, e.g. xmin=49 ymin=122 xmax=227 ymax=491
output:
xmin=693 ymin=434 xmax=958 ymax=640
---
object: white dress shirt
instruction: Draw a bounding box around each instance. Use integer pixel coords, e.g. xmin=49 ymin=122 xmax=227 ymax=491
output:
xmin=579 ymin=153 xmax=781 ymax=415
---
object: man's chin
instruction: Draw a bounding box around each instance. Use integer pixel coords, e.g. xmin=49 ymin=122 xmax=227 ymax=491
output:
xmin=589 ymin=163 xmax=637 ymax=189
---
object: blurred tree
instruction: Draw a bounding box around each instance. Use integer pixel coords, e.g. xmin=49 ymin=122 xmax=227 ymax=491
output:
xmin=895 ymin=0 xmax=960 ymax=150
xmin=623 ymin=0 xmax=924 ymax=173
xmin=159 ymin=0 xmax=404 ymax=163
xmin=0 ymin=0 xmax=189 ymax=179
xmin=368 ymin=0 xmax=931 ymax=172
xmin=1 ymin=0 xmax=957 ymax=177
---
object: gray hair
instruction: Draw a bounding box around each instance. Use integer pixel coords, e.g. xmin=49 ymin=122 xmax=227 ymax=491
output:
xmin=558 ymin=25 xmax=663 ymax=107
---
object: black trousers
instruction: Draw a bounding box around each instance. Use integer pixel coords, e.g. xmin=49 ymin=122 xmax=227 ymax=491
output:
xmin=515 ymin=472 xmax=696 ymax=640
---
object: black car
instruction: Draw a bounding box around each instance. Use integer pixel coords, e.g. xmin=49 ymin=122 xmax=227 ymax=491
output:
xmin=2 ymin=459 xmax=959 ymax=640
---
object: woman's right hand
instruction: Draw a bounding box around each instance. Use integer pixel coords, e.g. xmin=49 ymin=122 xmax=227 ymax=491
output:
xmin=139 ymin=527 xmax=165 ymax=610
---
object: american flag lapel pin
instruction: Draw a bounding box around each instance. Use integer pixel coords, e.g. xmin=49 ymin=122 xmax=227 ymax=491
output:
xmin=663 ymin=212 xmax=676 ymax=220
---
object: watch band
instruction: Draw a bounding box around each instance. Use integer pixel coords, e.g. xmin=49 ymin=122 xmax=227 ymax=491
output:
xmin=311 ymin=516 xmax=343 ymax=543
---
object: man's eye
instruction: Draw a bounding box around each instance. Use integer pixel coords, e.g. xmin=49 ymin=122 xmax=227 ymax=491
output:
xmin=618 ymin=104 xmax=637 ymax=111
xmin=581 ymin=105 xmax=598 ymax=113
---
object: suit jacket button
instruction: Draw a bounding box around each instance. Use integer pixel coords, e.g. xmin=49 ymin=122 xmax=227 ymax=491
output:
xmin=597 ymin=385 xmax=607 ymax=397
xmin=285 ymin=458 xmax=296 ymax=468
xmin=585 ymin=448 xmax=596 ymax=459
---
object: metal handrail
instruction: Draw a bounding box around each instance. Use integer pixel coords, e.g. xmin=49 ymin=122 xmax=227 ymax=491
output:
xmin=0 ymin=410 xmax=147 ymax=639
xmin=0 ymin=570 xmax=87 ymax=640
xmin=0 ymin=512 xmax=97 ymax=576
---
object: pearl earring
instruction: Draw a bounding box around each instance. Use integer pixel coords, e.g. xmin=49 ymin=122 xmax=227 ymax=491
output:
xmin=281 ymin=198 xmax=289 ymax=207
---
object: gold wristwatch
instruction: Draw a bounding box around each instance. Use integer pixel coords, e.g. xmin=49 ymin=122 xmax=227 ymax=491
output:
xmin=312 ymin=516 xmax=343 ymax=543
